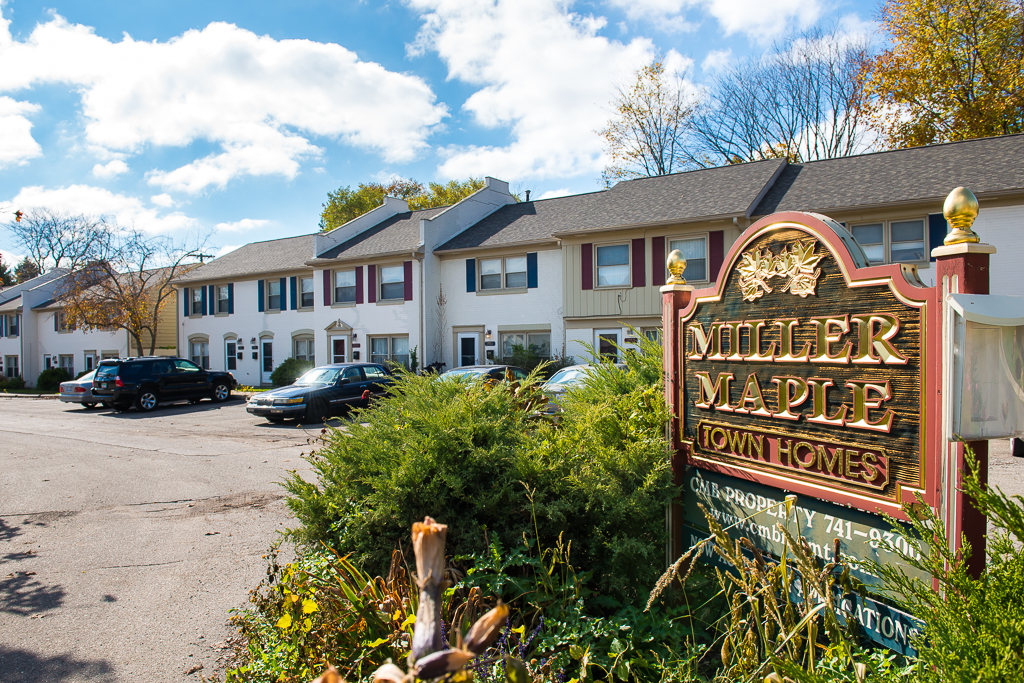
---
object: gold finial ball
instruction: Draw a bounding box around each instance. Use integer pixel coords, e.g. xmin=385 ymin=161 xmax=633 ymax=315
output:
xmin=666 ymin=249 xmax=687 ymax=284
xmin=943 ymin=186 xmax=981 ymax=245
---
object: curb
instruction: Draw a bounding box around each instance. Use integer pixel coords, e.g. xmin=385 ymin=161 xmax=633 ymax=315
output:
xmin=0 ymin=393 xmax=60 ymax=400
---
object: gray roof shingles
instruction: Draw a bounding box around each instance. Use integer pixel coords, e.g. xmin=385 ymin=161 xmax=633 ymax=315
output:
xmin=175 ymin=234 xmax=317 ymax=283
xmin=318 ymin=206 xmax=447 ymax=260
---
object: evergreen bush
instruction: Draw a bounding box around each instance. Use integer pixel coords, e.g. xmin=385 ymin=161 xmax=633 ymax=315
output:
xmin=36 ymin=368 xmax=70 ymax=392
xmin=269 ymin=358 xmax=314 ymax=387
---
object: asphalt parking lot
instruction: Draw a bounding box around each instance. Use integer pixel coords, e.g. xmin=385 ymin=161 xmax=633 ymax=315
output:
xmin=0 ymin=394 xmax=319 ymax=683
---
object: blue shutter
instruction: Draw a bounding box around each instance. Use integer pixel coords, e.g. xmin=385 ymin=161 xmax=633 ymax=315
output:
xmin=227 ymin=283 xmax=234 ymax=314
xmin=466 ymin=259 xmax=476 ymax=292
xmin=289 ymin=276 xmax=297 ymax=310
xmin=929 ymin=214 xmax=948 ymax=262
xmin=279 ymin=277 xmax=287 ymax=310
xmin=183 ymin=288 xmax=190 ymax=316
xmin=200 ymin=285 xmax=207 ymax=316
xmin=258 ymin=279 xmax=265 ymax=312
xmin=209 ymin=285 xmax=216 ymax=314
xmin=526 ymin=252 xmax=538 ymax=288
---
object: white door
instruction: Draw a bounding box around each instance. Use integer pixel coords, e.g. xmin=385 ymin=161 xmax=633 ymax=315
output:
xmin=331 ymin=336 xmax=348 ymax=364
xmin=457 ymin=332 xmax=479 ymax=367
xmin=260 ymin=340 xmax=274 ymax=385
xmin=595 ymin=329 xmax=620 ymax=361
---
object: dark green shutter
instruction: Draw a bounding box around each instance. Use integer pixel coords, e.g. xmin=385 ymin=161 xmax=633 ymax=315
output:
xmin=929 ymin=214 xmax=948 ymax=262
xmin=183 ymin=288 xmax=189 ymax=316
xmin=227 ymin=283 xmax=234 ymax=314
xmin=200 ymin=285 xmax=207 ymax=316
xmin=466 ymin=259 xmax=476 ymax=292
xmin=258 ymin=280 xmax=265 ymax=312
xmin=289 ymin=276 xmax=297 ymax=310
xmin=279 ymin=278 xmax=287 ymax=310
xmin=526 ymin=252 xmax=538 ymax=288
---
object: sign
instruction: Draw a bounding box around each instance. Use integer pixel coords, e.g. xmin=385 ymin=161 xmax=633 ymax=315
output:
xmin=677 ymin=214 xmax=938 ymax=516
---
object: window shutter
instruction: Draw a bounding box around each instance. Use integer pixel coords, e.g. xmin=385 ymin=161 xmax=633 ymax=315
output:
xmin=183 ymin=287 xmax=190 ymax=317
xmin=1 ymin=316 xmax=5 ymax=337
xmin=526 ymin=252 xmax=538 ymax=288
xmin=466 ymin=258 xmax=476 ymax=292
xmin=631 ymin=238 xmax=645 ymax=288
xmin=368 ymin=265 xmax=377 ymax=303
xmin=279 ymin=278 xmax=287 ymax=310
xmin=209 ymin=285 xmax=216 ymax=314
xmin=323 ymin=270 xmax=331 ymax=305
xmin=227 ymin=283 xmax=234 ymax=314
xmin=54 ymin=314 xmax=58 ymax=332
xmin=289 ymin=276 xmax=297 ymax=310
xmin=709 ymin=231 xmax=725 ymax=283
xmin=355 ymin=266 xmax=364 ymax=304
xmin=258 ymin=279 xmax=265 ymax=312
xmin=403 ymin=261 xmax=413 ymax=301
xmin=581 ymin=243 xmax=593 ymax=290
xmin=929 ymin=214 xmax=948 ymax=262
xmin=651 ymin=236 xmax=665 ymax=287
xmin=200 ymin=285 xmax=207 ymax=316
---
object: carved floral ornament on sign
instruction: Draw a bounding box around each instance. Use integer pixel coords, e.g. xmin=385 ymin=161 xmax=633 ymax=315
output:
xmin=738 ymin=239 xmax=824 ymax=301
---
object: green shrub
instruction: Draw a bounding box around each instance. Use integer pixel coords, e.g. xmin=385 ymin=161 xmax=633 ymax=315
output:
xmin=498 ymin=343 xmax=575 ymax=379
xmin=269 ymin=358 xmax=314 ymax=387
xmin=4 ymin=375 xmax=25 ymax=390
xmin=36 ymin=368 xmax=70 ymax=392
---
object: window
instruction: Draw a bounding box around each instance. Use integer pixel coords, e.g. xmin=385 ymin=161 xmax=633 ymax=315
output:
xmin=190 ymin=341 xmax=210 ymax=369
xmin=217 ymin=285 xmax=230 ymax=313
xmin=334 ymin=270 xmax=357 ymax=304
xmin=294 ymin=338 xmax=315 ymax=364
xmin=596 ymin=330 xmax=619 ymax=360
xmin=43 ymin=354 xmax=53 ymax=370
xmin=380 ymin=266 xmax=404 ymax=301
xmin=363 ymin=365 xmax=388 ymax=380
xmin=668 ymin=236 xmax=708 ymax=282
xmin=267 ymin=280 xmax=282 ymax=310
xmin=596 ymin=244 xmax=630 ymax=287
xmin=341 ymin=366 xmax=363 ymax=382
xmin=300 ymin=277 xmax=314 ymax=308
xmin=226 ymin=340 xmax=237 ymax=371
xmin=191 ymin=287 xmax=203 ymax=315
xmin=58 ymin=355 xmax=74 ymax=376
xmin=6 ymin=314 xmax=18 ymax=337
xmin=4 ymin=355 xmax=18 ymax=378
xmin=643 ymin=328 xmax=663 ymax=344
xmin=851 ymin=219 xmax=926 ymax=265
xmin=479 ymin=256 xmax=528 ymax=290
xmin=370 ymin=336 xmax=410 ymax=368
xmin=55 ymin=311 xmax=71 ymax=332
xmin=175 ymin=359 xmax=202 ymax=373
xmin=501 ymin=332 xmax=551 ymax=359
xmin=84 ymin=353 xmax=97 ymax=372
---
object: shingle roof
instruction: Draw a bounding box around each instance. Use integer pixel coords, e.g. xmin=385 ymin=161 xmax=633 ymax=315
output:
xmin=175 ymin=234 xmax=317 ymax=283
xmin=435 ymin=159 xmax=785 ymax=251
xmin=317 ymin=206 xmax=448 ymax=260
xmin=0 ymin=295 xmax=21 ymax=312
xmin=754 ymin=134 xmax=1024 ymax=215
xmin=0 ymin=269 xmax=68 ymax=304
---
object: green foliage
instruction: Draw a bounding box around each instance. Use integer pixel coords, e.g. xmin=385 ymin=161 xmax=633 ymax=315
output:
xmin=285 ymin=338 xmax=674 ymax=607
xmin=410 ymin=345 xmax=419 ymax=374
xmin=1 ymin=375 xmax=26 ymax=391
xmin=320 ymin=178 xmax=487 ymax=232
xmin=270 ymin=358 xmax=314 ymax=387
xmin=36 ymin=367 xmax=70 ymax=392
xmin=0 ymin=256 xmax=13 ymax=286
xmin=14 ymin=258 xmax=40 ymax=283
xmin=498 ymin=344 xmax=575 ymax=379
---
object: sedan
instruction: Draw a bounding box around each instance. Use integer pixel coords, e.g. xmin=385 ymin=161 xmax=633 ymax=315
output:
xmin=246 ymin=363 xmax=393 ymax=423
xmin=540 ymin=363 xmax=626 ymax=414
xmin=439 ymin=365 xmax=529 ymax=383
xmin=59 ymin=370 xmax=106 ymax=409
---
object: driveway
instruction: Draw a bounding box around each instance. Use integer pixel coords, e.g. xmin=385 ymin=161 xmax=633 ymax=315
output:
xmin=0 ymin=396 xmax=319 ymax=683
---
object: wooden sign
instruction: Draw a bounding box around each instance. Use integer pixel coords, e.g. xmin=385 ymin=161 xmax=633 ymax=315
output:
xmin=676 ymin=213 xmax=940 ymax=518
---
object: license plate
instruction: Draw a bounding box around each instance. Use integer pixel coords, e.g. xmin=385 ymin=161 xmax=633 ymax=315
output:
xmin=271 ymin=409 xmax=282 ymax=413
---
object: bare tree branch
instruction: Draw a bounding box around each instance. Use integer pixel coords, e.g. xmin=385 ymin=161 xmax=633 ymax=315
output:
xmin=4 ymin=209 xmax=115 ymax=271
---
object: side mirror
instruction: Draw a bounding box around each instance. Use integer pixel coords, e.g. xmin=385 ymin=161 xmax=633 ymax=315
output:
xmin=338 ymin=377 xmax=349 ymax=385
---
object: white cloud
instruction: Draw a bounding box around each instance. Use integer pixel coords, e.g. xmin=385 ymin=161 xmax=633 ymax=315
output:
xmin=150 ymin=193 xmax=175 ymax=207
xmin=536 ymin=188 xmax=572 ymax=200
xmin=701 ymin=48 xmax=732 ymax=73
xmin=214 ymin=244 xmax=241 ymax=258
xmin=92 ymin=158 xmax=129 ymax=179
xmin=215 ymin=218 xmax=271 ymax=233
xmin=607 ymin=0 xmax=823 ymax=38
xmin=6 ymin=184 xmax=198 ymax=234
xmin=0 ymin=11 xmax=448 ymax=193
xmin=0 ymin=96 xmax=42 ymax=168
xmin=407 ymin=0 xmax=657 ymax=181
xmin=0 ymin=247 xmax=24 ymax=268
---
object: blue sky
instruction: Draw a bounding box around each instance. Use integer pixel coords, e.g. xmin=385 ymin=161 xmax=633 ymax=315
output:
xmin=0 ymin=0 xmax=879 ymax=265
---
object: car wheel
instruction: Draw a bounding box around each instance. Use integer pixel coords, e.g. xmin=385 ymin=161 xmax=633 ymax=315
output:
xmin=211 ymin=382 xmax=231 ymax=403
xmin=135 ymin=389 xmax=159 ymax=412
xmin=113 ymin=401 xmax=132 ymax=412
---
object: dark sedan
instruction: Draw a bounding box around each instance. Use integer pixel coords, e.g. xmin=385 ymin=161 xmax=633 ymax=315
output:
xmin=246 ymin=362 xmax=393 ymax=423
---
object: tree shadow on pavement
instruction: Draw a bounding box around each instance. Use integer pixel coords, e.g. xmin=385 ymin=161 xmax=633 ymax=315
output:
xmin=0 ymin=518 xmax=21 ymax=543
xmin=0 ymin=572 xmax=66 ymax=615
xmin=0 ymin=645 xmax=115 ymax=683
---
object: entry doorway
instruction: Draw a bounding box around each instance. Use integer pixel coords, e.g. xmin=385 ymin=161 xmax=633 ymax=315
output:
xmin=457 ymin=332 xmax=479 ymax=367
xmin=260 ymin=339 xmax=274 ymax=385
xmin=595 ymin=329 xmax=620 ymax=361
xmin=331 ymin=336 xmax=348 ymax=364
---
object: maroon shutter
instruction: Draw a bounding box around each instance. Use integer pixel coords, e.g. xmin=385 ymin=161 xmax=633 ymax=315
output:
xmin=581 ymin=243 xmax=593 ymax=290
xmin=651 ymin=236 xmax=666 ymax=286
xmin=709 ymin=230 xmax=725 ymax=282
xmin=403 ymin=261 xmax=413 ymax=301
xmin=323 ymin=269 xmax=331 ymax=305
xmin=355 ymin=266 xmax=364 ymax=304
xmin=631 ymin=238 xmax=645 ymax=287
xmin=368 ymin=264 xmax=377 ymax=303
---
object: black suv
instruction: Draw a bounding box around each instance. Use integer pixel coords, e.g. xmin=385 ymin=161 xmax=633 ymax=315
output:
xmin=92 ymin=357 xmax=237 ymax=412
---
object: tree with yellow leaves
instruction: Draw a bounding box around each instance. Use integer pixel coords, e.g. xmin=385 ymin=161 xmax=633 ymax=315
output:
xmin=864 ymin=0 xmax=1024 ymax=147
xmin=320 ymin=178 xmax=487 ymax=232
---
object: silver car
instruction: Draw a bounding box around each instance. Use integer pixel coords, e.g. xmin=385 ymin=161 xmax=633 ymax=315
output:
xmin=59 ymin=369 xmax=105 ymax=409
xmin=541 ymin=363 xmax=627 ymax=413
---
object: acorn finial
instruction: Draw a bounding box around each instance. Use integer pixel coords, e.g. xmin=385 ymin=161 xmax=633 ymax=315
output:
xmin=666 ymin=249 xmax=687 ymax=285
xmin=943 ymin=187 xmax=980 ymax=245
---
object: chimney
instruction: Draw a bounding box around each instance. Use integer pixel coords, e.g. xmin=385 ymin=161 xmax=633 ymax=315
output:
xmin=525 ymin=190 xmax=531 ymax=201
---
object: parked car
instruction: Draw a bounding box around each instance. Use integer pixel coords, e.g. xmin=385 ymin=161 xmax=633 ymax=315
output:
xmin=540 ymin=363 xmax=627 ymax=414
xmin=59 ymin=370 xmax=106 ymax=409
xmin=92 ymin=357 xmax=237 ymax=412
xmin=439 ymin=365 xmax=529 ymax=383
xmin=246 ymin=363 xmax=394 ymax=423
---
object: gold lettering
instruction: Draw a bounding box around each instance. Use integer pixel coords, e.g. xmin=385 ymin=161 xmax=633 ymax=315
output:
xmin=851 ymin=315 xmax=908 ymax=365
xmin=846 ymin=380 xmax=895 ymax=432
xmin=771 ymin=376 xmax=809 ymax=421
xmin=688 ymin=322 xmax=720 ymax=361
xmin=721 ymin=321 xmax=744 ymax=361
xmin=810 ymin=316 xmax=852 ymax=364
xmin=693 ymin=372 xmax=735 ymax=411
xmin=793 ymin=441 xmax=817 ymax=468
xmin=710 ymin=427 xmax=728 ymax=451
xmin=775 ymin=319 xmax=812 ymax=362
xmin=861 ymin=452 xmax=881 ymax=484
xmin=806 ymin=378 xmax=848 ymax=426
xmin=845 ymin=449 xmax=862 ymax=479
xmin=741 ymin=320 xmax=777 ymax=362
xmin=817 ymin=445 xmax=842 ymax=475
xmin=748 ymin=433 xmax=764 ymax=459
xmin=778 ymin=439 xmax=793 ymax=466
xmin=727 ymin=429 xmax=748 ymax=455
xmin=702 ymin=424 xmax=710 ymax=449
xmin=734 ymin=373 xmax=772 ymax=416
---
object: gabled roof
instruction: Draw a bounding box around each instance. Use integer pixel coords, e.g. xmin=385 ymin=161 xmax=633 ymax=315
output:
xmin=753 ymin=134 xmax=1024 ymax=215
xmin=0 ymin=268 xmax=68 ymax=305
xmin=0 ymin=295 xmax=22 ymax=312
xmin=174 ymin=234 xmax=317 ymax=283
xmin=315 ymin=206 xmax=448 ymax=261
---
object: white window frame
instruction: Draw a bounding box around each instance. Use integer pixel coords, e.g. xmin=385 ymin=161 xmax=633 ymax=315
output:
xmin=478 ymin=255 xmax=529 ymax=291
xmin=500 ymin=331 xmax=551 ymax=360
xmin=225 ymin=339 xmax=238 ymax=371
xmin=266 ymin=280 xmax=282 ymax=311
xmin=190 ymin=339 xmax=210 ymax=370
xmin=369 ymin=335 xmax=410 ymax=368
xmin=594 ymin=242 xmax=631 ymax=289
xmin=293 ymin=337 xmax=315 ymax=364
xmin=216 ymin=285 xmax=230 ymax=314
xmin=191 ymin=287 xmax=203 ymax=316
xmin=666 ymin=233 xmax=710 ymax=284
xmin=334 ymin=269 xmax=357 ymax=305
xmin=379 ymin=265 xmax=405 ymax=301
xmin=849 ymin=218 xmax=929 ymax=266
xmin=58 ymin=354 xmax=74 ymax=376
xmin=55 ymin=310 xmax=71 ymax=332
xmin=6 ymin=314 xmax=19 ymax=337
xmin=84 ymin=352 xmax=97 ymax=372
xmin=299 ymin=276 xmax=315 ymax=309
xmin=4 ymin=355 xmax=18 ymax=378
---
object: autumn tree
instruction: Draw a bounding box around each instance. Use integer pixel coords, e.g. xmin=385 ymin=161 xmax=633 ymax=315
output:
xmin=14 ymin=258 xmax=40 ymax=283
xmin=599 ymin=58 xmax=698 ymax=183
xmin=863 ymin=0 xmax=1024 ymax=148
xmin=58 ymin=229 xmax=205 ymax=356
xmin=4 ymin=209 xmax=114 ymax=271
xmin=0 ymin=257 xmax=13 ymax=287
xmin=319 ymin=178 xmax=488 ymax=231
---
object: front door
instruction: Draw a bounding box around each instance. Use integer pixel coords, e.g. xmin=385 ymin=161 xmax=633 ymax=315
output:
xmin=260 ymin=340 xmax=274 ymax=385
xmin=457 ymin=333 xmax=479 ymax=367
xmin=595 ymin=329 xmax=619 ymax=361
xmin=331 ymin=337 xmax=347 ymax=364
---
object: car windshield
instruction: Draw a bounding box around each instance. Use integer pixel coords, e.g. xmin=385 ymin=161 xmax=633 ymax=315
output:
xmin=544 ymin=367 xmax=588 ymax=388
xmin=294 ymin=367 xmax=343 ymax=385
xmin=441 ymin=368 xmax=490 ymax=380
xmin=96 ymin=365 xmax=118 ymax=380
xmin=78 ymin=370 xmax=97 ymax=382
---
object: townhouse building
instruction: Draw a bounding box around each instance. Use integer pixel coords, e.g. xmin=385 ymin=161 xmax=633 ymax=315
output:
xmin=175 ymin=134 xmax=1024 ymax=384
